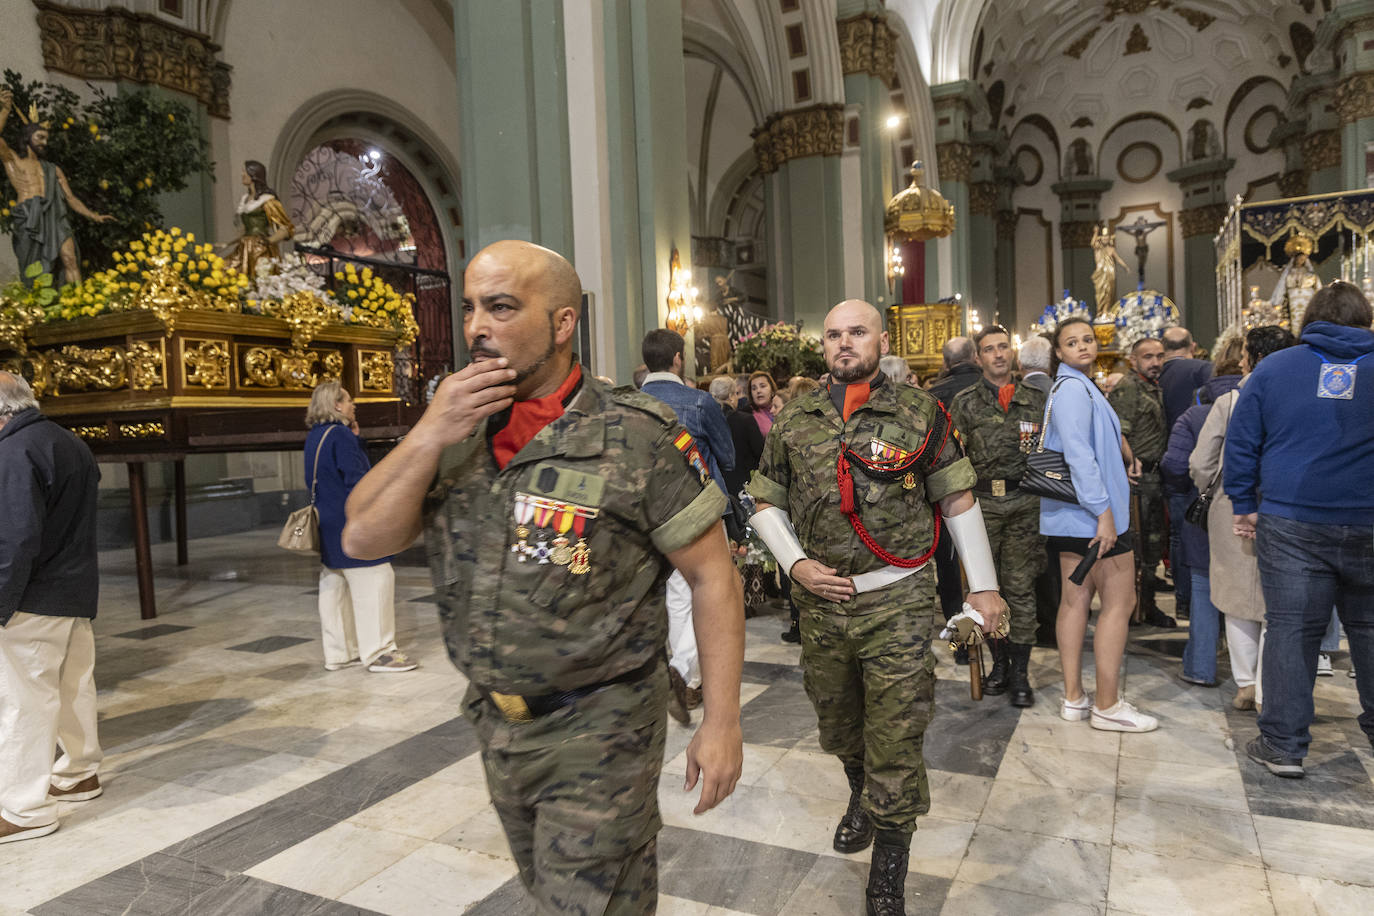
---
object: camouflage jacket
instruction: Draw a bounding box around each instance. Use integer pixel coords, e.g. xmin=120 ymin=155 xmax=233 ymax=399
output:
xmin=948 ymin=378 xmax=1047 ymax=498
xmin=748 ymin=380 xmax=976 ymax=613
xmin=1108 ymin=370 xmax=1165 ymax=464
xmin=423 ymin=375 xmax=726 ymax=695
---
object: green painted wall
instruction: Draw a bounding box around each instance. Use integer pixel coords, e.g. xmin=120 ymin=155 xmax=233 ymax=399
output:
xmin=769 ymin=155 xmax=845 ymax=333
xmin=844 ymin=71 xmax=892 ymax=305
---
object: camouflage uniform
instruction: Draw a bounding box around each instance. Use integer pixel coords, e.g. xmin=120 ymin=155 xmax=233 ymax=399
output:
xmin=1108 ymin=370 xmax=1166 ymax=583
xmin=948 ymin=379 xmax=1047 ymax=647
xmin=748 ymin=382 xmax=975 ymax=833
xmin=424 ymin=375 xmax=725 ymax=915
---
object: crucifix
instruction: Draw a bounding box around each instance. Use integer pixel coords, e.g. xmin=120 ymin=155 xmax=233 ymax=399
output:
xmin=1116 ymin=215 xmax=1167 ymax=288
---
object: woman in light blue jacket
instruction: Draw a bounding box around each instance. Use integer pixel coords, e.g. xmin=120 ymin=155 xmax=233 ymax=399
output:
xmin=1039 ymin=317 xmax=1157 ymax=733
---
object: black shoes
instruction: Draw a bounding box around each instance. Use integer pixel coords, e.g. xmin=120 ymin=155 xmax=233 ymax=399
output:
xmin=982 ymin=638 xmax=1009 ymax=695
xmin=1134 ymin=604 xmax=1178 ymax=628
xmin=866 ymin=840 xmax=910 ymax=916
xmin=1246 ymin=735 xmax=1304 ymax=778
xmin=834 ymin=763 xmax=874 ymax=854
xmin=780 ymin=623 xmax=801 ymax=644
xmin=1008 ymin=642 xmax=1034 ymax=708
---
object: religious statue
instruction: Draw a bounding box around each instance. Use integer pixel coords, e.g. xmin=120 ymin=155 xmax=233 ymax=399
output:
xmin=1188 ymin=120 xmax=1220 ymax=162
xmin=1067 ymin=138 xmax=1094 ymax=178
xmin=1117 ymin=215 xmax=1167 ymax=288
xmin=225 ymin=160 xmax=295 ymax=278
xmin=1269 ymin=231 xmax=1321 ymax=331
xmin=0 ymin=88 xmax=114 ymax=286
xmin=1091 ymin=223 xmax=1128 ymax=318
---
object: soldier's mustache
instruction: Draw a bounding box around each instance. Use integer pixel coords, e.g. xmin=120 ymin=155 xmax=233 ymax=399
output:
xmin=470 ymin=345 xmax=502 ymax=359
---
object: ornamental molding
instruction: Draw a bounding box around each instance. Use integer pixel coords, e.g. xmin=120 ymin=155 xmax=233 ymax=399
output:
xmin=1278 ymin=169 xmax=1309 ymax=199
xmin=936 ymin=141 xmax=973 ymax=183
xmin=1335 ymin=71 xmax=1374 ymax=125
xmin=752 ymin=104 xmax=844 ymax=175
xmin=1060 ymin=220 xmax=1097 ymax=249
xmin=1180 ymin=203 xmax=1229 ymax=239
xmin=996 ymin=210 xmax=1018 ymax=241
xmin=969 ymin=181 xmax=998 ymax=216
xmin=836 ymin=14 xmax=897 ymax=87
xmin=33 ymin=0 xmax=232 ymax=118
xmin=1303 ymin=129 xmax=1342 ymax=171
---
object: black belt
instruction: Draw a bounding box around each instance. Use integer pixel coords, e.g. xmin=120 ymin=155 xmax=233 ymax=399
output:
xmin=482 ymin=653 xmax=661 ymax=722
xmin=974 ymin=477 xmax=1021 ymax=497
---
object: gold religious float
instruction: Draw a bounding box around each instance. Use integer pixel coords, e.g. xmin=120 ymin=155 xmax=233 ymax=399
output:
xmin=0 ymin=228 xmax=421 ymax=620
xmin=885 ymin=302 xmax=965 ymax=373
xmin=1215 ymin=188 xmax=1374 ymax=332
xmin=884 ymin=159 xmax=958 ymax=372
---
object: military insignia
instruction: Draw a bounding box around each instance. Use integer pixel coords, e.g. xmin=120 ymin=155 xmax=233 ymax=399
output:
xmin=512 ymin=493 xmax=535 ymax=561
xmin=674 ymin=430 xmax=711 ymax=485
xmin=869 ymin=436 xmax=912 ymax=463
xmin=1318 ymin=362 xmax=1357 ymax=400
xmin=550 ymin=505 xmax=576 ymax=566
xmin=1017 ymin=421 xmax=1041 ymax=454
xmin=570 ymin=512 xmax=593 ymax=575
xmin=902 ymin=471 xmax=916 ymax=490
xmin=533 ymin=539 xmax=551 ymax=564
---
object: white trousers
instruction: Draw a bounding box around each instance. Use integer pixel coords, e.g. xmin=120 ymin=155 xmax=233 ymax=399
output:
xmin=0 ymin=614 xmax=103 ymax=828
xmin=1226 ymin=617 xmax=1265 ymax=694
xmin=665 ymin=569 xmax=701 ymax=688
xmin=318 ymin=564 xmax=398 ymax=667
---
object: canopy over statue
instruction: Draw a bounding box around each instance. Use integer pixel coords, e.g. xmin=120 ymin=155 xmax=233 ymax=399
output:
xmin=0 ymin=88 xmax=113 ymax=286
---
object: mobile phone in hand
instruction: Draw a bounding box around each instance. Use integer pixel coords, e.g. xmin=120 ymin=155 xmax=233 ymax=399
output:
xmin=1069 ymin=542 xmax=1100 ymax=586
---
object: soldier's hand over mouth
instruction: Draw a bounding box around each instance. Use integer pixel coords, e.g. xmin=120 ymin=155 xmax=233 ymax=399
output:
xmin=411 ymin=359 xmax=518 ymax=450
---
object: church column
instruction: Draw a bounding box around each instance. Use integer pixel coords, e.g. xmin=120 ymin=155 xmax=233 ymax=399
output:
xmin=1320 ymin=1 xmax=1374 ymax=190
xmin=967 ymin=130 xmax=1005 ymax=328
xmin=1167 ymin=157 xmax=1234 ymax=345
xmin=456 ymin=1 xmax=692 ymax=381
xmin=1050 ymin=179 xmax=1113 ymax=306
xmin=837 ymin=9 xmax=897 ymax=307
xmin=929 ymin=81 xmax=986 ymax=305
xmin=993 ymin=167 xmax=1019 ymax=329
xmin=755 ymin=105 xmax=846 ymax=332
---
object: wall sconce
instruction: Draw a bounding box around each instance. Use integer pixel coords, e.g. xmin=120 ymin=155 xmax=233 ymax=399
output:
xmin=966 ymin=306 xmax=983 ymax=335
xmin=886 ymin=244 xmax=905 ymax=295
xmin=665 ymin=246 xmax=702 ymax=335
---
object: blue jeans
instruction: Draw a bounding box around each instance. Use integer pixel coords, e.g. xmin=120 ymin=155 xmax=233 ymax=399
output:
xmin=1167 ymin=493 xmax=1193 ymax=609
xmin=1182 ymin=572 xmax=1220 ymax=683
xmin=1321 ymin=608 xmax=1342 ymax=653
xmin=1255 ymin=514 xmax=1374 ymax=758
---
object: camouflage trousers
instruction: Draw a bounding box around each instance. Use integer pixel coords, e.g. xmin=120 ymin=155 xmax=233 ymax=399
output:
xmin=466 ymin=662 xmax=668 ymax=916
xmin=799 ymin=593 xmax=938 ymax=833
xmin=1132 ymin=470 xmax=1165 ymax=585
xmin=984 ymin=493 xmax=1045 ymax=647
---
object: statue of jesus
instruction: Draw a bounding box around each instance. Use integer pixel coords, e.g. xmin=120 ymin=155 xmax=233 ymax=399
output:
xmin=0 ymin=88 xmax=114 ymax=286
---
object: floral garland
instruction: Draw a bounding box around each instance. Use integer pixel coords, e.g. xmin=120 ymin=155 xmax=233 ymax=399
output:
xmin=1111 ymin=290 xmax=1178 ymax=351
xmin=731 ymin=321 xmax=825 ymax=378
xmin=1030 ymin=291 xmax=1091 ymax=337
xmin=246 ymin=252 xmax=335 ymax=312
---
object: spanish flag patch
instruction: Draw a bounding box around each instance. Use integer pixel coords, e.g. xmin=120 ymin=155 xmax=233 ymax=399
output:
xmin=674 ymin=430 xmax=711 ymax=486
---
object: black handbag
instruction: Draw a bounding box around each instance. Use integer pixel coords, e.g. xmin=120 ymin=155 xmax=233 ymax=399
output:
xmin=1021 ymin=379 xmax=1077 ymax=503
xmin=1185 ymin=417 xmax=1229 ymax=528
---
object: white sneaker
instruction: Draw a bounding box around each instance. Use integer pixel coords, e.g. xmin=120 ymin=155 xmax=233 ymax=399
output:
xmin=1061 ymin=694 xmax=1092 ymax=722
xmin=324 ymin=658 xmax=361 ymax=671
xmin=1091 ymin=700 xmax=1159 ymax=733
xmin=1317 ymin=654 xmax=1333 ymax=677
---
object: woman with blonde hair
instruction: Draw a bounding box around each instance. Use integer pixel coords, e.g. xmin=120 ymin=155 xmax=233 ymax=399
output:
xmin=304 ymin=380 xmax=415 ymax=673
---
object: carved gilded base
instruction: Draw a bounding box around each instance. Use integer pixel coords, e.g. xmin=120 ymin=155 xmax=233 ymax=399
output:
xmin=885 ymin=302 xmax=964 ymax=372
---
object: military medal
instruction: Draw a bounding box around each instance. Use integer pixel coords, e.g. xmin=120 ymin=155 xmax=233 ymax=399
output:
xmin=550 ymin=505 xmax=576 ymax=566
xmin=902 ymin=472 xmax=916 ymax=490
xmin=512 ymin=494 xmax=536 ymax=560
xmin=569 ymin=512 xmax=592 ymax=575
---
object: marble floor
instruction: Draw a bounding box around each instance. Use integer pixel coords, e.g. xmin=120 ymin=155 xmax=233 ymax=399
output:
xmin=2 ymin=528 xmax=1372 ymax=916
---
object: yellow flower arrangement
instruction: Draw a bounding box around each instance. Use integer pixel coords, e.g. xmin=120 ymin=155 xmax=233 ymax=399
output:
xmin=332 ymin=261 xmax=419 ymax=344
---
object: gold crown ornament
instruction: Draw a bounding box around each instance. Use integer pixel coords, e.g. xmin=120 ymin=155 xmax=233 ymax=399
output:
xmin=13 ymin=102 xmax=51 ymax=130
xmin=1284 ymin=232 xmax=1316 ymax=257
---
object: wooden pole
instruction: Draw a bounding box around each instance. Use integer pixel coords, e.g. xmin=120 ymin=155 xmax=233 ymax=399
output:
xmin=127 ymin=461 xmax=157 ymax=619
xmin=174 ymin=459 xmax=188 ymax=566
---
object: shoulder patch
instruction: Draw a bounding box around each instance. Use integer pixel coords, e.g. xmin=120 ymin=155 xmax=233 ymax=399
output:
xmin=673 ymin=429 xmax=712 ymax=486
xmin=608 ymin=388 xmax=680 ymax=427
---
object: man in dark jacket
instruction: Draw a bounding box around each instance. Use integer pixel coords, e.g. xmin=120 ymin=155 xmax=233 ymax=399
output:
xmin=640 ymin=329 xmax=735 ymax=724
xmin=0 ymin=371 xmax=102 ymax=844
xmin=1158 ymin=326 xmax=1214 ymax=619
xmin=1226 ymin=283 xmax=1374 ymax=778
xmin=928 ymin=336 xmax=982 ymax=635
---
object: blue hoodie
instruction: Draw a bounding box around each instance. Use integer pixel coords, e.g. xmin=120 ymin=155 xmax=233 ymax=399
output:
xmin=1224 ymin=321 xmax=1374 ymax=525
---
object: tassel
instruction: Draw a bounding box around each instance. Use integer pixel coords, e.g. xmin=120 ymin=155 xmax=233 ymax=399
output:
xmin=837 ymin=453 xmax=855 ymax=515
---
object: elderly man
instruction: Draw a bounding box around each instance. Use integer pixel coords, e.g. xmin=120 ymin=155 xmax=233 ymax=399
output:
xmin=1019 ymin=336 xmax=1053 ymax=394
xmin=342 ymin=241 xmax=744 ymax=913
xmin=0 ymin=372 xmax=102 ymax=844
xmin=928 ymin=336 xmax=983 ymax=636
xmin=748 ymin=300 xmax=1005 ymax=916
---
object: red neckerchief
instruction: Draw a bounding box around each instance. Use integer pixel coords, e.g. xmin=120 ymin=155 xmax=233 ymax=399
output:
xmin=489 ymin=365 xmax=582 ymax=469
xmin=998 ymin=383 xmax=1015 ymax=411
xmin=828 ymin=373 xmax=884 ymax=422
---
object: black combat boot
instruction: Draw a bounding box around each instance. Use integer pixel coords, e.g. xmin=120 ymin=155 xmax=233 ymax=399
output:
xmin=1008 ymin=642 xmax=1035 ymax=708
xmin=866 ymin=830 xmax=910 ymax=916
xmin=833 ymin=761 xmax=874 ymax=853
xmin=982 ymin=637 xmax=1010 ymax=695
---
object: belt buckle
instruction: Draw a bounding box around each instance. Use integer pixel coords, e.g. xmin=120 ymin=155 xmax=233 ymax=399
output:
xmin=488 ymin=691 xmax=533 ymax=722
xmin=991 ymin=479 xmax=1006 ymax=498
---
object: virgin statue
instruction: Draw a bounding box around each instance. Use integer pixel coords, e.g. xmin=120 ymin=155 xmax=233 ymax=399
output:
xmin=1269 ymin=232 xmax=1321 ymax=331
xmin=1091 ymin=223 xmax=1128 ymax=319
xmin=226 ymin=160 xmax=295 ymax=277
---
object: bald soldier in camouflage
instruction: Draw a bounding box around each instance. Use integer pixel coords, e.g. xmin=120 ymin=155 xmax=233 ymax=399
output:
xmin=748 ymin=300 xmax=1007 ymax=916
xmin=342 ymin=241 xmax=745 ymax=915
xmin=949 ymin=325 xmax=1047 ymax=707
xmin=1108 ymin=336 xmax=1177 ymax=627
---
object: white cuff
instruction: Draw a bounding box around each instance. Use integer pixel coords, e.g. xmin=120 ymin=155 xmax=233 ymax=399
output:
xmin=944 ymin=500 xmax=999 ymax=594
xmin=749 ymin=506 xmax=807 ymax=577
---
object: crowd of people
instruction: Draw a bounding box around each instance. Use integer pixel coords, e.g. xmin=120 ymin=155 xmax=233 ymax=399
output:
xmin=1 ymin=241 xmax=1371 ymax=915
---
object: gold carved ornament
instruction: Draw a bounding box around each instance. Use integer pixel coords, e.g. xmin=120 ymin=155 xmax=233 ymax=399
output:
xmin=71 ymin=424 xmax=110 ymax=442
xmin=132 ymin=258 xmax=241 ymax=338
xmin=885 ymin=161 xmax=956 ymax=243
xmin=128 ymin=339 xmax=165 ymax=390
xmin=242 ymin=347 xmax=343 ymax=390
xmin=260 ymin=291 xmax=343 ymax=351
xmin=48 ymin=345 xmax=127 ymax=395
xmin=751 ymin=105 xmax=845 ymax=175
xmin=836 ymin=14 xmax=896 ymax=86
xmin=0 ymin=298 xmax=44 ymax=355
xmin=183 ymin=339 xmax=229 ymax=389
xmin=118 ymin=421 xmax=165 ymax=440
xmin=359 ymin=350 xmax=395 ymax=392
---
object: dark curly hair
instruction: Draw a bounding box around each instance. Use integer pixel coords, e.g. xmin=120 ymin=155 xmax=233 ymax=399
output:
xmin=1244 ymin=325 xmax=1296 ymax=370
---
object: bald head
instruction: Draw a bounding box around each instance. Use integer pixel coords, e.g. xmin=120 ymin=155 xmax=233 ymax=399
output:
xmin=943 ymin=336 xmax=975 ymax=369
xmin=1161 ymin=326 xmax=1194 ymax=357
xmin=823 ymin=299 xmax=888 ymax=383
xmin=468 ymin=240 xmax=582 ymax=318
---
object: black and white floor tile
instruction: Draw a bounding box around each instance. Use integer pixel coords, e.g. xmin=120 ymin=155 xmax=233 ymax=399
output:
xmin=2 ymin=529 xmax=1371 ymax=915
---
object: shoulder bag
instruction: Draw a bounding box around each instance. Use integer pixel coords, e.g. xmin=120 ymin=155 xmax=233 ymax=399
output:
xmin=278 ymin=425 xmax=337 ymax=554
xmin=1021 ymin=378 xmax=1078 ymax=504
xmin=1184 ymin=394 xmax=1232 ymax=528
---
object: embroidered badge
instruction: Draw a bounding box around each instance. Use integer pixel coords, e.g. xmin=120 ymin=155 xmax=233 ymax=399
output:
xmin=674 ymin=430 xmax=711 ymax=485
xmin=1317 ymin=362 xmax=1357 ymax=400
